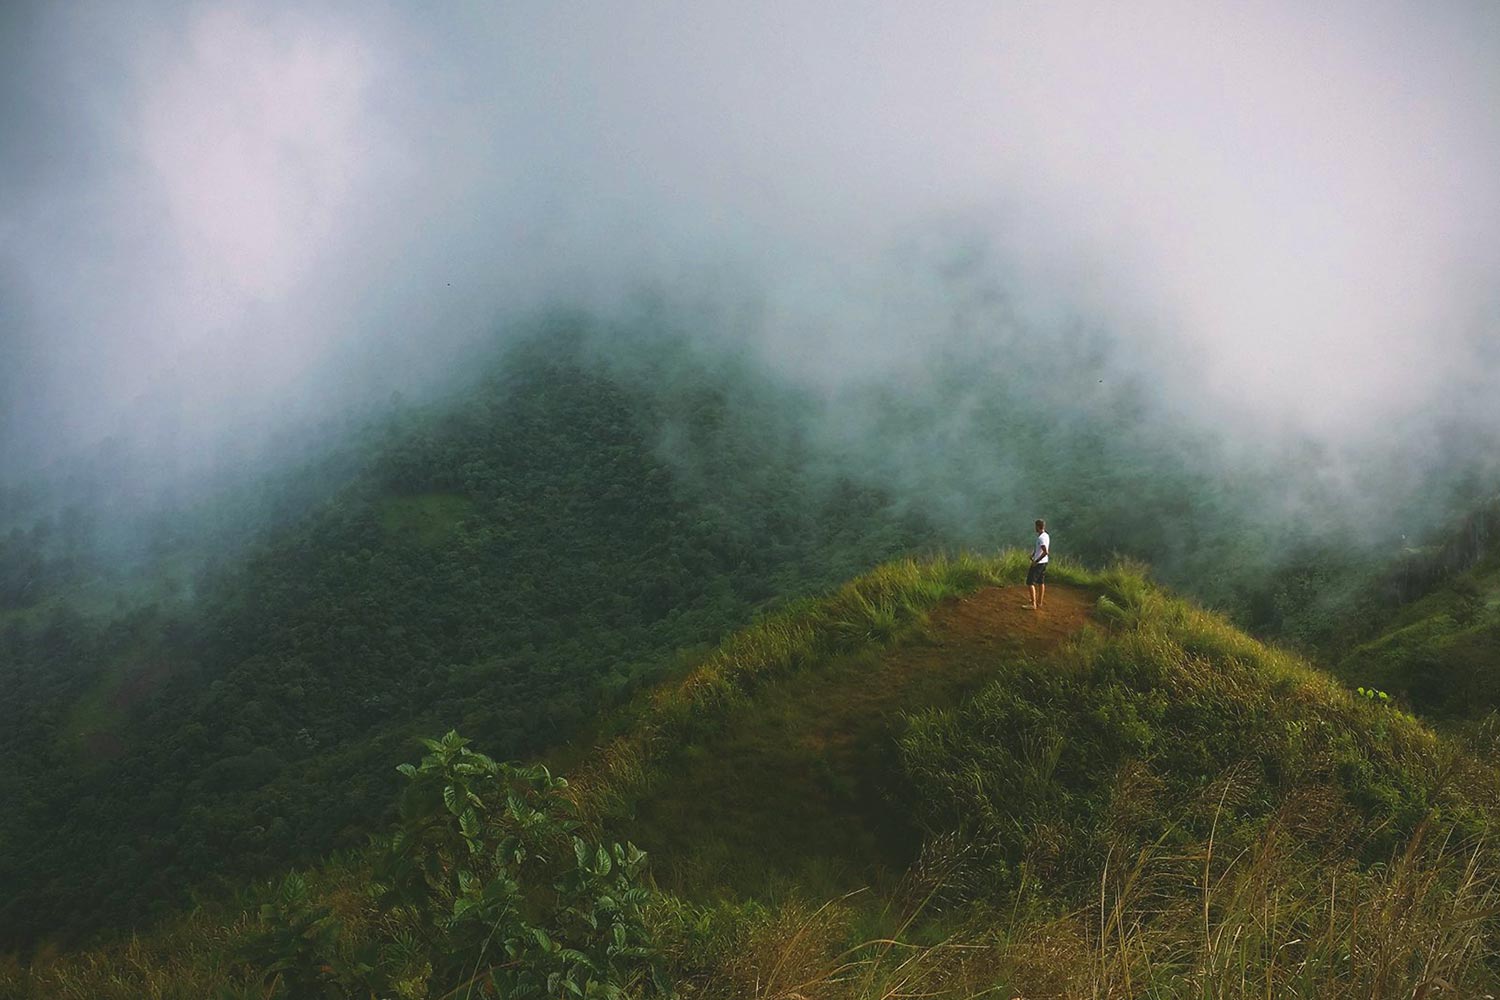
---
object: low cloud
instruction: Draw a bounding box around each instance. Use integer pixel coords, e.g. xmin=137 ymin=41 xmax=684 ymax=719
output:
xmin=2 ymin=1 xmax=1497 ymax=518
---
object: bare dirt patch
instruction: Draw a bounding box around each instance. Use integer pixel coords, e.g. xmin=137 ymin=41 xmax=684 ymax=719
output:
xmin=927 ymin=581 xmax=1093 ymax=648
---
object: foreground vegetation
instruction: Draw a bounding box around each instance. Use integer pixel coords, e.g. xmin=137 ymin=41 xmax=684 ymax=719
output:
xmin=7 ymin=554 xmax=1497 ymax=998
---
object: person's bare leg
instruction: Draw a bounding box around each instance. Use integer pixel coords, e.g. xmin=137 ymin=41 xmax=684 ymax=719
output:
xmin=1038 ymin=582 xmax=1045 ymax=609
xmin=1027 ymin=583 xmax=1038 ymax=609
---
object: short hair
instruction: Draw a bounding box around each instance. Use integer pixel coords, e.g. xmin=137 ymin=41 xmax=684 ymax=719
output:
xmin=1035 ymin=519 xmax=1046 ymax=530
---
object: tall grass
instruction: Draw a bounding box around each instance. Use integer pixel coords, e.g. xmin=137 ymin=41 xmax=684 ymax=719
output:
xmin=0 ymin=858 xmax=373 ymax=1000
xmin=698 ymin=813 xmax=1500 ymax=999
xmin=662 ymin=559 xmax=1500 ymax=999
xmin=571 ymin=549 xmax=1085 ymax=821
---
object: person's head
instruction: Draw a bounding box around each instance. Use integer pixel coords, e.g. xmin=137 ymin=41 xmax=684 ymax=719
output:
xmin=1035 ymin=519 xmax=1045 ymax=533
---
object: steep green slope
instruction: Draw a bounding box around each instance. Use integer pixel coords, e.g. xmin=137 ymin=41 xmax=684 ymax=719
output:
xmin=9 ymin=553 xmax=1497 ymax=999
xmin=0 ymin=335 xmax=943 ymax=946
xmin=1261 ymin=495 xmax=1500 ymax=724
xmin=600 ymin=576 xmax=1097 ymax=901
xmin=1337 ymin=556 xmax=1500 ymax=722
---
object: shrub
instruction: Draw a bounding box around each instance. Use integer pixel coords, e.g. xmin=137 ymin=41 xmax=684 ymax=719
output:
xmin=238 ymin=731 xmax=668 ymax=999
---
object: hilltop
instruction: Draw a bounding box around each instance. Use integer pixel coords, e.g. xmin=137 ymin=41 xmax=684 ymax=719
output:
xmin=565 ymin=554 xmax=1500 ymax=1000
xmin=11 ymin=553 xmax=1486 ymax=997
xmin=590 ymin=574 xmax=1096 ymax=901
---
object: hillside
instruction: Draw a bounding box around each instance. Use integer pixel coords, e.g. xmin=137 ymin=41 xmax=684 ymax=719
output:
xmin=9 ymin=552 xmax=1498 ymax=998
xmin=569 ymin=552 xmax=1499 ymax=997
xmin=573 ymin=553 xmax=1498 ymax=913
xmin=0 ymin=333 xmax=945 ymax=946
xmin=1273 ymin=495 xmax=1500 ymax=726
xmin=0 ymin=319 xmax=1335 ymax=948
xmin=598 ymin=578 xmax=1096 ymax=901
xmin=1337 ymin=554 xmax=1500 ymax=723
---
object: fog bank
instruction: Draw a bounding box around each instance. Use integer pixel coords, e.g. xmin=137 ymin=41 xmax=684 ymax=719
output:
xmin=3 ymin=1 xmax=1498 ymax=517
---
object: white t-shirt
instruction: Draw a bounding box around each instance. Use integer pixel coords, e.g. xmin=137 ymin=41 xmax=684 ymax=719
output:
xmin=1033 ymin=531 xmax=1050 ymax=563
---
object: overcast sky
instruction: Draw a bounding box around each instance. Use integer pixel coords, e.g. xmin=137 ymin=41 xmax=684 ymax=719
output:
xmin=2 ymin=1 xmax=1498 ymax=484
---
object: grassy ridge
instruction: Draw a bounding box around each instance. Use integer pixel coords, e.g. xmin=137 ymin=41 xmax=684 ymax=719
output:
xmin=567 ymin=550 xmax=1097 ymax=821
xmin=658 ymin=562 xmax=1500 ymax=998
xmin=582 ymin=554 xmax=1500 ymax=996
xmin=580 ymin=552 xmax=1101 ymax=903
xmin=6 ymin=554 xmax=1500 ymax=998
xmin=904 ymin=574 xmax=1477 ymax=876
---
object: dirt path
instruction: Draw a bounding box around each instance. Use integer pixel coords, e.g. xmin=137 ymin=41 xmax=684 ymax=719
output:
xmin=926 ymin=581 xmax=1094 ymax=649
xmin=619 ymin=583 xmax=1096 ymax=899
xmin=799 ymin=584 xmax=1093 ymax=758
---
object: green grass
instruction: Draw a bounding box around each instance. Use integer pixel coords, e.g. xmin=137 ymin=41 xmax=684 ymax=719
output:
xmin=903 ymin=582 xmax=1474 ymax=885
xmin=591 ymin=552 xmax=1110 ymax=907
xmin=567 ymin=550 xmax=1106 ymax=819
xmin=649 ymin=561 xmax=1500 ymax=999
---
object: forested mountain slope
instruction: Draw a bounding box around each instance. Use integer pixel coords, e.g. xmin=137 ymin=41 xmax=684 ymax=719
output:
xmin=1336 ymin=549 xmax=1500 ymax=723
xmin=1262 ymin=495 xmax=1500 ymax=723
xmin=0 ymin=333 xmax=943 ymax=945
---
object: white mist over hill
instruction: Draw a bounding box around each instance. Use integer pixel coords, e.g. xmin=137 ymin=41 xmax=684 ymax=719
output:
xmin=2 ymin=1 xmax=1497 ymax=504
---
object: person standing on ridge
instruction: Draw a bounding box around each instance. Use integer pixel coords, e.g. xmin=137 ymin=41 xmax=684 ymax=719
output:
xmin=1026 ymin=519 xmax=1050 ymax=610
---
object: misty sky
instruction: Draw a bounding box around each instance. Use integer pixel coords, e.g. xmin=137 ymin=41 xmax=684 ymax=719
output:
xmin=3 ymin=1 xmax=1498 ymax=485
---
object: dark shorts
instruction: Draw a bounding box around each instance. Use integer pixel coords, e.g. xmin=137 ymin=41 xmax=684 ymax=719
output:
xmin=1027 ymin=561 xmax=1048 ymax=586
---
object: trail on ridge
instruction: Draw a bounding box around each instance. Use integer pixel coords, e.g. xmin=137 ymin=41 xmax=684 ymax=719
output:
xmin=617 ymin=583 xmax=1096 ymax=899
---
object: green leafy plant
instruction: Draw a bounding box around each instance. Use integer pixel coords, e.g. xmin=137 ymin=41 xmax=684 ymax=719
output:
xmin=1356 ymin=686 xmax=1393 ymax=705
xmin=244 ymin=731 xmax=669 ymax=999
xmin=236 ymin=873 xmax=373 ymax=999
